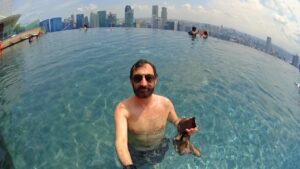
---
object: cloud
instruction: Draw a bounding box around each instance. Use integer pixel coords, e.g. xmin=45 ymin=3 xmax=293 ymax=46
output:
xmin=77 ymin=3 xmax=98 ymax=13
xmin=273 ymin=13 xmax=288 ymax=25
xmin=183 ymin=4 xmax=192 ymax=9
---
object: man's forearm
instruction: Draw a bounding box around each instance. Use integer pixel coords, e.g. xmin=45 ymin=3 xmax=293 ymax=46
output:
xmin=115 ymin=143 xmax=133 ymax=166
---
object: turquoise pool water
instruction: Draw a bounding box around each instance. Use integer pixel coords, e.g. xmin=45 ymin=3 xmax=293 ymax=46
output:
xmin=0 ymin=28 xmax=299 ymax=169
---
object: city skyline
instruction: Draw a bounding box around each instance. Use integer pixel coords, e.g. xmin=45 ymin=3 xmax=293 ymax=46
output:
xmin=9 ymin=0 xmax=300 ymax=55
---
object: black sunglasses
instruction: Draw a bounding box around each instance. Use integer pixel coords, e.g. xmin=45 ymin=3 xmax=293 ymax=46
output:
xmin=132 ymin=74 xmax=156 ymax=83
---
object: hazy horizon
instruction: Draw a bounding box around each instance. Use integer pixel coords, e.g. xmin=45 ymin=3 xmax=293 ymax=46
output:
xmin=7 ymin=0 xmax=300 ymax=55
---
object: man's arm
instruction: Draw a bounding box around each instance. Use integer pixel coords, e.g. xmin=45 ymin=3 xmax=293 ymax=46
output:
xmin=166 ymin=98 xmax=198 ymax=135
xmin=166 ymin=99 xmax=181 ymax=126
xmin=114 ymin=103 xmax=133 ymax=166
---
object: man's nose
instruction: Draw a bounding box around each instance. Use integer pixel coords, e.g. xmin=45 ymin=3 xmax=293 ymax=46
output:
xmin=140 ymin=77 xmax=148 ymax=86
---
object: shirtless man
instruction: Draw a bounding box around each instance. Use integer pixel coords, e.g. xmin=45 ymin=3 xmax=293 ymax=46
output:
xmin=114 ymin=59 xmax=197 ymax=168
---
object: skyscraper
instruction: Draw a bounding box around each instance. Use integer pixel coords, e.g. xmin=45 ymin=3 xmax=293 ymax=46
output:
xmin=40 ymin=19 xmax=50 ymax=32
xmin=98 ymin=11 xmax=107 ymax=27
xmin=50 ymin=17 xmax=63 ymax=32
xmin=90 ymin=12 xmax=99 ymax=28
xmin=125 ymin=5 xmax=134 ymax=27
xmin=152 ymin=5 xmax=159 ymax=29
xmin=265 ymin=36 xmax=272 ymax=54
xmin=107 ymin=12 xmax=117 ymax=27
xmin=84 ymin=16 xmax=89 ymax=27
xmin=161 ymin=7 xmax=167 ymax=29
xmin=292 ymin=54 xmax=299 ymax=67
xmin=76 ymin=14 xmax=84 ymax=29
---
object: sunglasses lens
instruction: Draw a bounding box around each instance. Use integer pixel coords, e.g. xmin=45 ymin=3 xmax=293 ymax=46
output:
xmin=132 ymin=74 xmax=155 ymax=83
xmin=133 ymin=75 xmax=143 ymax=83
xmin=145 ymin=75 xmax=155 ymax=82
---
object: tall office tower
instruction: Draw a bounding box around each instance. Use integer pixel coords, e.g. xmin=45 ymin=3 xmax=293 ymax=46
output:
xmin=152 ymin=5 xmax=159 ymax=29
xmin=265 ymin=36 xmax=272 ymax=54
xmin=0 ymin=0 xmax=11 ymax=17
xmin=161 ymin=7 xmax=167 ymax=29
xmin=70 ymin=14 xmax=75 ymax=29
xmin=50 ymin=17 xmax=63 ymax=32
xmin=90 ymin=12 xmax=99 ymax=28
xmin=76 ymin=14 xmax=84 ymax=29
xmin=107 ymin=12 xmax=117 ymax=27
xmin=84 ymin=16 xmax=89 ymax=27
xmin=125 ymin=5 xmax=134 ymax=27
xmin=98 ymin=11 xmax=107 ymax=27
xmin=40 ymin=19 xmax=50 ymax=32
xmin=292 ymin=54 xmax=299 ymax=67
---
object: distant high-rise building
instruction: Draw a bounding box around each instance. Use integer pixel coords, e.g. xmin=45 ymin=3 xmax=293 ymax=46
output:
xmin=107 ymin=12 xmax=117 ymax=27
xmin=50 ymin=17 xmax=63 ymax=32
xmin=76 ymin=14 xmax=84 ymax=28
xmin=90 ymin=12 xmax=99 ymax=28
xmin=70 ymin=14 xmax=75 ymax=29
xmin=292 ymin=54 xmax=299 ymax=67
xmin=40 ymin=19 xmax=50 ymax=32
xmin=84 ymin=16 xmax=89 ymax=27
xmin=125 ymin=5 xmax=134 ymax=27
xmin=152 ymin=5 xmax=159 ymax=29
xmin=0 ymin=0 xmax=12 ymax=17
xmin=161 ymin=7 xmax=167 ymax=29
xmin=98 ymin=11 xmax=107 ymax=27
xmin=266 ymin=36 xmax=272 ymax=54
xmin=165 ymin=21 xmax=178 ymax=31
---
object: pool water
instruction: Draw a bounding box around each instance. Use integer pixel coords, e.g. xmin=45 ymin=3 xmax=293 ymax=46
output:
xmin=0 ymin=28 xmax=299 ymax=169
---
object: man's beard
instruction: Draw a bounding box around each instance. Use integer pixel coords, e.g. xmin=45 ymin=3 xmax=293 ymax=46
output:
xmin=133 ymin=86 xmax=155 ymax=98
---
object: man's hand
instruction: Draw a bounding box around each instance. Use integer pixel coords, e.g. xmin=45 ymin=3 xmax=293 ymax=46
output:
xmin=186 ymin=127 xmax=198 ymax=136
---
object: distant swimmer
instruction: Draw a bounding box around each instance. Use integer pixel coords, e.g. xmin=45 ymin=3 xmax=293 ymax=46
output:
xmin=296 ymin=83 xmax=300 ymax=88
xmin=188 ymin=26 xmax=208 ymax=39
xmin=199 ymin=30 xmax=208 ymax=39
xmin=188 ymin=26 xmax=198 ymax=37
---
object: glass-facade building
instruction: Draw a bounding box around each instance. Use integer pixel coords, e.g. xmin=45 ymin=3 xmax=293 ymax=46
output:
xmin=152 ymin=5 xmax=159 ymax=29
xmin=292 ymin=55 xmax=299 ymax=67
xmin=107 ymin=13 xmax=117 ymax=27
xmin=125 ymin=5 xmax=134 ymax=27
xmin=50 ymin=17 xmax=62 ymax=32
xmin=98 ymin=11 xmax=107 ymax=27
xmin=76 ymin=14 xmax=84 ymax=29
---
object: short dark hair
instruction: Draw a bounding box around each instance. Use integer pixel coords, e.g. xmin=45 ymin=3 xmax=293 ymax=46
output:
xmin=130 ymin=59 xmax=157 ymax=79
xmin=203 ymin=30 xmax=208 ymax=36
xmin=192 ymin=26 xmax=197 ymax=31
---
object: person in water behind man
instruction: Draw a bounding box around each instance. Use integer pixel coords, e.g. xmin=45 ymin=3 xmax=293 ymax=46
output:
xmin=188 ymin=26 xmax=198 ymax=36
xmin=199 ymin=30 xmax=208 ymax=39
xmin=114 ymin=59 xmax=198 ymax=169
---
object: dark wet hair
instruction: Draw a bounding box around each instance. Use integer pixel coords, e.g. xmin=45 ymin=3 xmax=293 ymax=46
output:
xmin=203 ymin=30 xmax=208 ymax=36
xmin=130 ymin=59 xmax=157 ymax=79
xmin=192 ymin=26 xmax=197 ymax=31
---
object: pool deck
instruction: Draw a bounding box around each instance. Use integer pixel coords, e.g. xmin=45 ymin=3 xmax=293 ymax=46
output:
xmin=0 ymin=28 xmax=44 ymax=50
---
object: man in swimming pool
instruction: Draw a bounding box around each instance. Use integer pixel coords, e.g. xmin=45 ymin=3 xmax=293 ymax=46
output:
xmin=114 ymin=59 xmax=197 ymax=168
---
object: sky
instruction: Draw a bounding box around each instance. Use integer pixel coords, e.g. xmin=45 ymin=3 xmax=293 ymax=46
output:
xmin=8 ymin=0 xmax=300 ymax=55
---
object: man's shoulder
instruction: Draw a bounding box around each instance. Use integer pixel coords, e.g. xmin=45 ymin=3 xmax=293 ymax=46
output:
xmin=155 ymin=94 xmax=172 ymax=104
